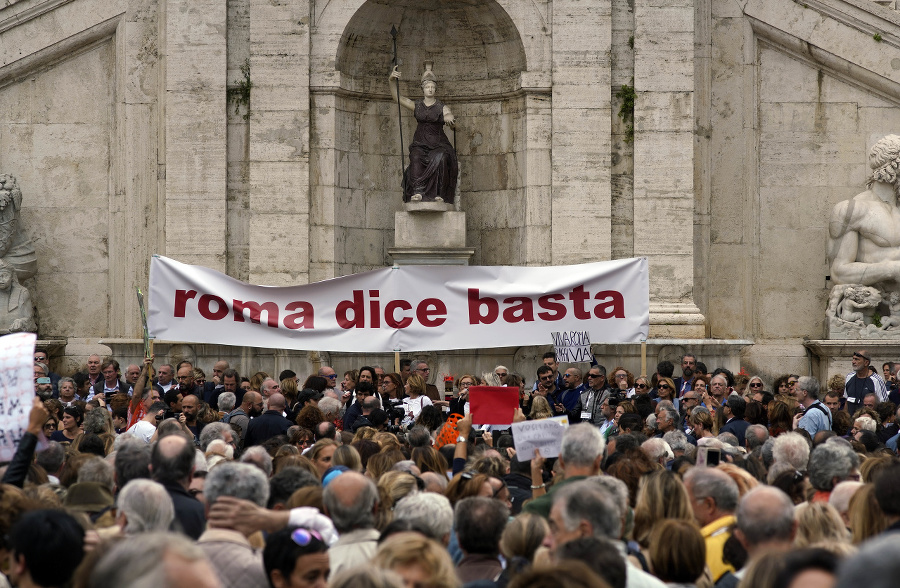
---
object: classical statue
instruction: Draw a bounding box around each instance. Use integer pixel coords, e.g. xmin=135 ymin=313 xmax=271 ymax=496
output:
xmin=0 ymin=174 xmax=37 ymax=282
xmin=389 ymin=62 xmax=459 ymax=204
xmin=0 ymin=258 xmax=36 ymax=335
xmin=879 ymin=291 xmax=900 ymax=330
xmin=826 ymin=135 xmax=900 ymax=337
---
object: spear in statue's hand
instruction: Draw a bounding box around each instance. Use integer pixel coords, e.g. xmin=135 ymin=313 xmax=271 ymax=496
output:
xmin=390 ymin=25 xmax=405 ymax=181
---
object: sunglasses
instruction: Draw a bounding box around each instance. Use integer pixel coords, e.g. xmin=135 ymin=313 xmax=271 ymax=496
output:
xmin=749 ymin=383 xmax=763 ymax=388
xmin=291 ymin=528 xmax=323 ymax=547
xmin=325 ymin=374 xmax=337 ymax=379
xmin=635 ymin=383 xmax=648 ymax=389
xmin=658 ymin=383 xmax=670 ymax=389
xmin=588 ymin=373 xmax=603 ymax=378
xmin=540 ymin=375 xmax=554 ymax=381
xmin=683 ymin=396 xmax=699 ymax=402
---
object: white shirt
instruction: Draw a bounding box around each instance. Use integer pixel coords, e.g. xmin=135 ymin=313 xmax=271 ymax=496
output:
xmin=127 ymin=420 xmax=156 ymax=443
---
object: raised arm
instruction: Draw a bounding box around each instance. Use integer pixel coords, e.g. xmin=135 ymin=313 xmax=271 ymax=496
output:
xmin=130 ymin=356 xmax=155 ymax=413
xmin=389 ymin=66 xmax=416 ymax=112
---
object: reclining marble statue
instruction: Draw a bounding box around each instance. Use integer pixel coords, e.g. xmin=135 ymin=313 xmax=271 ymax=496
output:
xmin=827 ymin=134 xmax=900 ymax=336
xmin=389 ymin=62 xmax=459 ymax=204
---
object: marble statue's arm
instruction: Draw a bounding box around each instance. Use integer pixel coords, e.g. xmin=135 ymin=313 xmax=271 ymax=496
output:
xmin=389 ymin=66 xmax=416 ymax=112
xmin=443 ymin=105 xmax=455 ymax=127
xmin=829 ymin=201 xmax=900 ymax=285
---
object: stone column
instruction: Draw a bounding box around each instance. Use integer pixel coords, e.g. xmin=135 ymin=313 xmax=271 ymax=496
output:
xmin=550 ymin=0 xmax=612 ymax=265
xmin=164 ymin=0 xmax=227 ymax=270
xmin=633 ymin=0 xmax=705 ymax=338
xmin=247 ymin=0 xmax=311 ymax=286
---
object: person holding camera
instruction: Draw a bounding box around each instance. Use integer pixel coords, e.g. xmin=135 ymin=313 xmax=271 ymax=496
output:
xmin=126 ymin=399 xmax=169 ymax=443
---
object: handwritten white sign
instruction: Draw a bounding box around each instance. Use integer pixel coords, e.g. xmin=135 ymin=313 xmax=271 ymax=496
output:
xmin=552 ymin=330 xmax=592 ymax=363
xmin=511 ymin=418 xmax=566 ymax=459
xmin=0 ymin=332 xmax=36 ymax=463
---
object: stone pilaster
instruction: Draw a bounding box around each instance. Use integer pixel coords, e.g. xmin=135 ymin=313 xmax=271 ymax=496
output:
xmin=247 ymin=0 xmax=311 ymax=286
xmin=550 ymin=0 xmax=612 ymax=265
xmin=634 ymin=0 xmax=705 ymax=337
xmin=164 ymin=0 xmax=227 ymax=270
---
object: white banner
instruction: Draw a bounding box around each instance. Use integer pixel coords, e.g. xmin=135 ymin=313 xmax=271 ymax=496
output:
xmin=148 ymin=256 xmax=648 ymax=352
xmin=0 ymin=332 xmax=37 ymax=463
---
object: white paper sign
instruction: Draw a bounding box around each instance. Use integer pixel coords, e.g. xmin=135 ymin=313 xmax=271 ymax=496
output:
xmin=148 ymin=256 xmax=649 ymax=352
xmin=552 ymin=330 xmax=592 ymax=363
xmin=511 ymin=418 xmax=567 ymax=459
xmin=0 ymin=332 xmax=36 ymax=463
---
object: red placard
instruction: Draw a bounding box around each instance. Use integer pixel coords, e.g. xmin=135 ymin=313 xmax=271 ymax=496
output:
xmin=469 ymin=386 xmax=520 ymax=425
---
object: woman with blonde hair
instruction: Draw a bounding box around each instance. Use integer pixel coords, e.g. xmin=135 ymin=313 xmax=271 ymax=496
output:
xmin=249 ymin=371 xmax=268 ymax=392
xmin=632 ymin=469 xmax=695 ymax=549
xmin=373 ymin=532 xmax=460 ymax=588
xmin=689 ymin=406 xmax=716 ymax=438
xmin=332 ymin=444 xmax=363 ymax=472
xmin=794 ymin=501 xmax=851 ymax=547
xmin=529 ymin=396 xmax=552 ymax=420
xmin=403 ymin=374 xmax=432 ymax=425
xmin=847 ymin=483 xmax=887 ymax=544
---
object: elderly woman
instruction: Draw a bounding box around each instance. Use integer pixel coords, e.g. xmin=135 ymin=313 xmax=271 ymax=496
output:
xmin=117 ymin=479 xmax=175 ymax=534
xmin=373 ymin=532 xmax=460 ymax=588
xmin=389 ymin=63 xmax=458 ymax=204
xmin=58 ymin=376 xmax=78 ymax=404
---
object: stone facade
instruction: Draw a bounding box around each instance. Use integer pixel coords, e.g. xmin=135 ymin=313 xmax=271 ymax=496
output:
xmin=1 ymin=0 xmax=900 ymax=385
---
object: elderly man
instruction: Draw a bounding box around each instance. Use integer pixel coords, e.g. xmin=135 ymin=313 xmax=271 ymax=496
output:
xmin=576 ymin=364 xmax=612 ymax=425
xmin=393 ymin=492 xmax=454 ymax=545
xmin=243 ymin=393 xmax=292 ymax=448
xmin=844 ymin=350 xmax=888 ymax=413
xmin=197 ymin=463 xmax=270 ymax=588
xmin=545 ymin=480 xmax=665 ymax=588
xmin=152 ymin=434 xmax=206 ymax=539
xmin=684 ymin=466 xmax=740 ymax=582
xmin=318 ymin=365 xmax=338 ymax=392
xmin=524 ymin=423 xmax=605 ymax=518
xmin=719 ymin=486 xmax=797 ymax=586
xmin=808 ymin=438 xmax=860 ymax=503
xmin=89 ymin=532 xmax=221 ymax=588
xmin=792 ymin=376 xmax=833 ymax=438
xmin=226 ymin=390 xmax=262 ymax=446
xmin=323 ymin=471 xmax=381 ymax=574
xmin=155 ymin=363 xmax=177 ymax=393
xmin=93 ymin=359 xmax=127 ymax=402
xmin=708 ymin=374 xmax=729 ymax=409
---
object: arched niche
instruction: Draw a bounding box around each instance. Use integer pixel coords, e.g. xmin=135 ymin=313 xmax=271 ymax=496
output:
xmin=335 ymin=0 xmax=527 ymax=97
xmin=311 ymin=0 xmax=543 ymax=274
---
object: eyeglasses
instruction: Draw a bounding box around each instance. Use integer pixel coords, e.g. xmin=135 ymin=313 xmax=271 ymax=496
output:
xmin=683 ymin=396 xmax=699 ymax=402
xmin=749 ymin=382 xmax=763 ymax=388
xmin=658 ymin=383 xmax=670 ymax=389
xmin=325 ymin=374 xmax=337 ymax=380
xmin=563 ymin=373 xmax=574 ymax=378
xmin=540 ymin=375 xmax=554 ymax=381
xmin=291 ymin=528 xmax=323 ymax=547
xmin=635 ymin=383 xmax=648 ymax=389
xmin=615 ymin=374 xmax=627 ymax=379
xmin=588 ymin=373 xmax=602 ymax=378
xmin=460 ymin=381 xmax=473 ymax=387
xmin=418 ymin=368 xmax=430 ymax=373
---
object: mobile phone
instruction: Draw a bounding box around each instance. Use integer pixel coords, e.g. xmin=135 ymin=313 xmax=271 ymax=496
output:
xmin=697 ymin=446 xmax=721 ymax=467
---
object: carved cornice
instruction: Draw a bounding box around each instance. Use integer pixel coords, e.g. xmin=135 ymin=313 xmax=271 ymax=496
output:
xmin=749 ymin=17 xmax=900 ymax=106
xmin=0 ymin=0 xmax=78 ymax=35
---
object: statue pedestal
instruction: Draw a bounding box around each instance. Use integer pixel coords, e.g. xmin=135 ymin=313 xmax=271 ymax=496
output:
xmin=389 ymin=202 xmax=474 ymax=265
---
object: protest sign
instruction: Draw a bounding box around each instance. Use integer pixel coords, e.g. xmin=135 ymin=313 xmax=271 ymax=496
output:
xmin=0 ymin=332 xmax=36 ymax=463
xmin=148 ymin=256 xmax=649 ymax=352
xmin=511 ymin=418 xmax=566 ymax=459
xmin=469 ymin=386 xmax=520 ymax=425
xmin=552 ymin=330 xmax=592 ymax=363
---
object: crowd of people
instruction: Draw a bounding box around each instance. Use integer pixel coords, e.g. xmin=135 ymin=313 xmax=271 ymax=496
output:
xmin=4 ymin=348 xmax=900 ymax=588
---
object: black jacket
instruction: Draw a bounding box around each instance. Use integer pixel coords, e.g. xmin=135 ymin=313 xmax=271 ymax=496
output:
xmin=243 ymin=410 xmax=292 ymax=448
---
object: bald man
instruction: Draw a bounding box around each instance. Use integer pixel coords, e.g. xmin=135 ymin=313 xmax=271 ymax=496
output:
xmin=324 ymin=472 xmax=380 ymax=574
xmin=243 ymin=392 xmax=292 ymax=449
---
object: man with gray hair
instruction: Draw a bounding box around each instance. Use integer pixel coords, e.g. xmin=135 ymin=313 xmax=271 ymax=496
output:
xmin=324 ymin=471 xmax=380 ymax=574
xmin=524 ymin=423 xmax=605 ymax=518
xmin=792 ymin=375 xmax=832 ymax=437
xmin=683 ymin=466 xmax=740 ymax=582
xmin=412 ymin=360 xmax=441 ymax=401
xmin=808 ymin=438 xmax=860 ymax=502
xmin=199 ymin=421 xmax=235 ymax=452
xmin=393 ymin=492 xmax=453 ymax=545
xmin=722 ymin=486 xmax=797 ymax=586
xmin=548 ymin=480 xmax=665 ymax=588
xmin=197 ymin=462 xmax=270 ymax=588
xmin=90 ymin=532 xmax=221 ymax=588
xmin=217 ymin=392 xmax=236 ymax=414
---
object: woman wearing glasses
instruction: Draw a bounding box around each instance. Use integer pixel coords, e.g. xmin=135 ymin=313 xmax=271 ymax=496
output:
xmin=449 ymin=374 xmax=477 ymax=416
xmin=611 ymin=367 xmax=635 ymax=397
